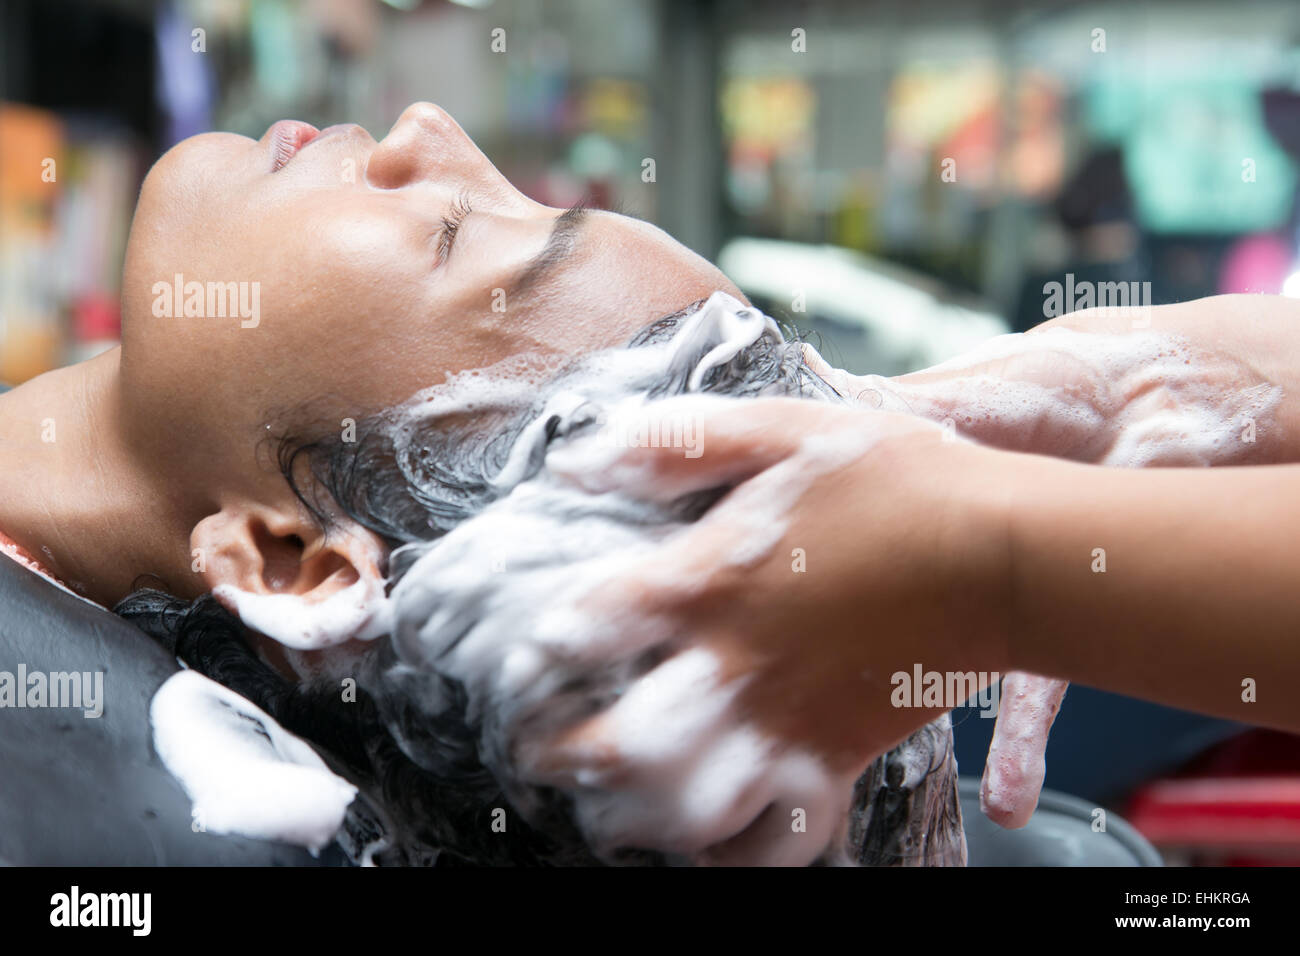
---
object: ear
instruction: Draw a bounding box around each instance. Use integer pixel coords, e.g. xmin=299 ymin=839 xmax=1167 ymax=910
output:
xmin=191 ymin=502 xmax=392 ymax=651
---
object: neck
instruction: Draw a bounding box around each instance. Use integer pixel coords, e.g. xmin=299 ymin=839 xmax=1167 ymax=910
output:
xmin=0 ymin=349 xmax=199 ymax=606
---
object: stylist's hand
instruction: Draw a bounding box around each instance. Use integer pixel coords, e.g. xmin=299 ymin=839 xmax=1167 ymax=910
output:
xmin=520 ymin=395 xmax=1010 ymax=865
xmin=802 ymin=307 xmax=1281 ymax=827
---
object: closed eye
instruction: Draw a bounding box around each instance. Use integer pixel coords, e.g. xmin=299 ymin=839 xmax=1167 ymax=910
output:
xmin=435 ymin=192 xmax=474 ymax=266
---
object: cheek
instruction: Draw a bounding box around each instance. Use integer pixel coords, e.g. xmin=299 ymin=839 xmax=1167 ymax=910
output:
xmin=127 ymin=136 xmax=267 ymax=293
xmin=257 ymin=211 xmax=429 ymax=331
xmin=232 ymin=211 xmax=459 ymax=407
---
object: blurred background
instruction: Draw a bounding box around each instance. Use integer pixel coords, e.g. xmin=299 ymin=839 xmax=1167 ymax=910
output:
xmin=13 ymin=0 xmax=1300 ymax=382
xmin=5 ymin=0 xmax=1300 ymax=863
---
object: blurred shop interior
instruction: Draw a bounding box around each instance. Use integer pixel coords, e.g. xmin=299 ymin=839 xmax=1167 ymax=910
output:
xmin=9 ymin=0 xmax=1300 ymax=381
xmin=6 ymin=0 xmax=1300 ymax=864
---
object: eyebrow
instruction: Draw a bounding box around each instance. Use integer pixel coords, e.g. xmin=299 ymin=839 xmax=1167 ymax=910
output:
xmin=508 ymin=204 xmax=589 ymax=301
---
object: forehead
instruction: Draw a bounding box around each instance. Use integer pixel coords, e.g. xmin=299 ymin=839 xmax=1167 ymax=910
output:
xmin=541 ymin=210 xmax=747 ymax=344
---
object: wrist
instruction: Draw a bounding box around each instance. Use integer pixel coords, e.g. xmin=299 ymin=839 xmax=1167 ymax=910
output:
xmin=948 ymin=442 xmax=1021 ymax=676
xmin=882 ymin=428 xmax=1022 ymax=677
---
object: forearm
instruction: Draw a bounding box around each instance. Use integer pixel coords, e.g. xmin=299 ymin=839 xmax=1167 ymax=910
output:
xmin=1039 ymin=292 xmax=1300 ymax=404
xmin=865 ymin=294 xmax=1300 ymax=466
xmin=1038 ymin=293 xmax=1300 ymax=460
xmin=997 ymin=451 xmax=1300 ymax=731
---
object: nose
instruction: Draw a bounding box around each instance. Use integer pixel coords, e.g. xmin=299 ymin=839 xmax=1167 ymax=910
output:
xmin=365 ymin=102 xmax=503 ymax=191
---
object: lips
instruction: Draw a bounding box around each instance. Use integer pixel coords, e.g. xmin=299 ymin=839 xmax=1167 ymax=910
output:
xmin=267 ymin=120 xmax=321 ymax=171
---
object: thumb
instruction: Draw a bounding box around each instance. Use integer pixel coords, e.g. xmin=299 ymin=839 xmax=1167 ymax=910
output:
xmin=545 ymin=394 xmax=836 ymax=501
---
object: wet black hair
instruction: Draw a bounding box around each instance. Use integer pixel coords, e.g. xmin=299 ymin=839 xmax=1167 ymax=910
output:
xmin=115 ymin=300 xmax=963 ymax=866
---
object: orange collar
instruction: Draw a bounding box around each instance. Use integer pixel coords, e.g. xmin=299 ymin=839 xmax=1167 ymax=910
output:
xmin=0 ymin=529 xmax=66 ymax=587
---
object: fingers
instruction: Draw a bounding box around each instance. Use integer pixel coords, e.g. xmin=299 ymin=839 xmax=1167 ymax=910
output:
xmin=800 ymin=344 xmax=916 ymax=412
xmin=799 ymin=343 xmax=855 ymax=398
xmin=695 ymin=754 xmax=855 ymax=866
xmin=980 ymin=672 xmax=1069 ymax=829
xmin=517 ymin=648 xmax=780 ymax=855
xmin=520 ymin=647 xmax=744 ymax=785
xmin=515 ymin=647 xmax=855 ymax=863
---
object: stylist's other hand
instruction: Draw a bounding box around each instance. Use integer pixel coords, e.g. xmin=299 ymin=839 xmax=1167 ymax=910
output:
xmin=801 ymin=308 xmax=1275 ymax=467
xmin=521 ymin=395 xmax=1010 ymax=865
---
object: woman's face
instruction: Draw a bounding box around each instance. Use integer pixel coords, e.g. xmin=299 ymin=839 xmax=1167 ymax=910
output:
xmin=120 ymin=102 xmax=745 ymax=443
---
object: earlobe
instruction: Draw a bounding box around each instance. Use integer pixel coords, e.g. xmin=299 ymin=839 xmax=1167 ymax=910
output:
xmin=191 ymin=505 xmax=392 ymax=650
